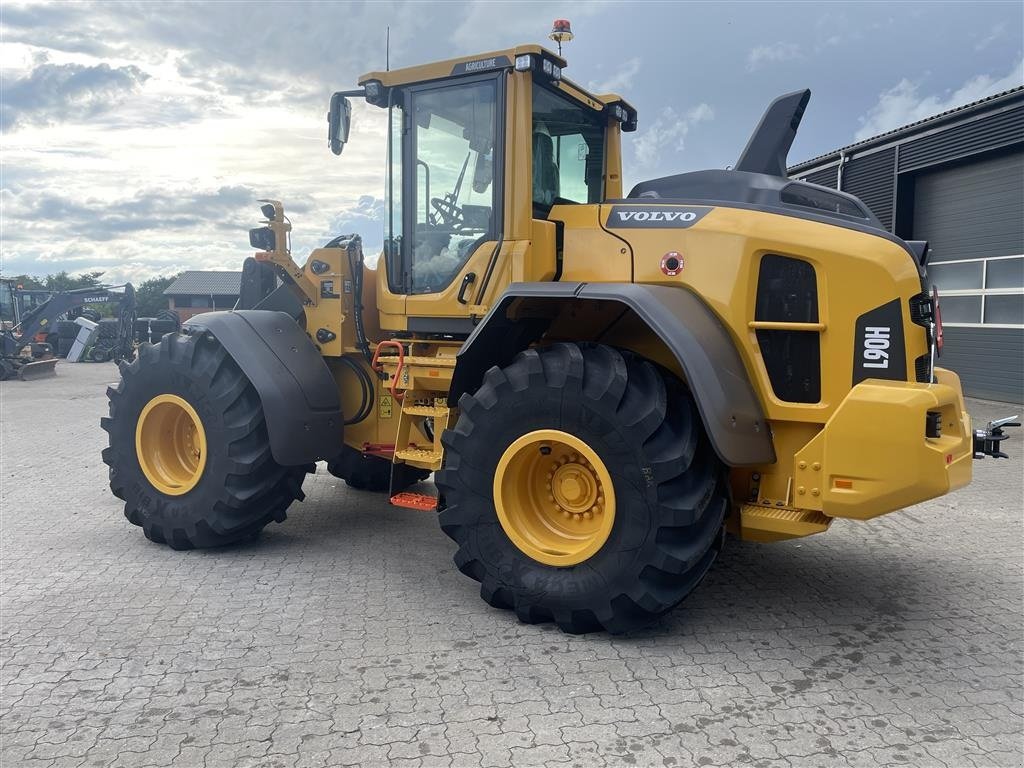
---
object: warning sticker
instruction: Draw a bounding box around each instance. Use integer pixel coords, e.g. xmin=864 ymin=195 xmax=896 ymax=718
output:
xmin=379 ymin=395 xmax=393 ymax=419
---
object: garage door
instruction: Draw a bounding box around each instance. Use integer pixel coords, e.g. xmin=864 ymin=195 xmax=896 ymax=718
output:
xmin=913 ymin=148 xmax=1023 ymax=402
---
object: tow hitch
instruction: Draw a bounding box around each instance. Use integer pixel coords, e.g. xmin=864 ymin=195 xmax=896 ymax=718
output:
xmin=973 ymin=415 xmax=1020 ymax=459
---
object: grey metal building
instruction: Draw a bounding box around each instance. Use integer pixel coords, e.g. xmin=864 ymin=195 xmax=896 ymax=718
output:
xmin=789 ymin=86 xmax=1024 ymax=403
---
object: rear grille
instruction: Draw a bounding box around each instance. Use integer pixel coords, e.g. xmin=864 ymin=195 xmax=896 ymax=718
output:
xmin=915 ymin=353 xmax=931 ymax=383
xmin=910 ymin=293 xmax=933 ymax=382
xmin=755 ymin=255 xmax=821 ymax=403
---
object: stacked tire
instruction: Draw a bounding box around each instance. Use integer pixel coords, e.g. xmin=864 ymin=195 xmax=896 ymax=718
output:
xmin=156 ymin=309 xmax=181 ymax=328
xmin=134 ymin=318 xmax=153 ymax=344
xmin=149 ymin=319 xmax=177 ymax=345
xmin=56 ymin=321 xmax=79 ymax=358
xmin=96 ymin=318 xmax=119 ymax=340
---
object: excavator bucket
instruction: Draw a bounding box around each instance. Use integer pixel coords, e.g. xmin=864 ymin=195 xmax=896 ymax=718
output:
xmin=17 ymin=358 xmax=58 ymax=381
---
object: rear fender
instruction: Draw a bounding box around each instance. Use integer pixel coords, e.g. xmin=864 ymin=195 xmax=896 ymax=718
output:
xmin=450 ymin=283 xmax=775 ymax=466
xmin=184 ymin=310 xmax=343 ymax=465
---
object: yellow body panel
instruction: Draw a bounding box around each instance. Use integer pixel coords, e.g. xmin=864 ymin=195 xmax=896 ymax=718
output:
xmin=793 ymin=372 xmax=971 ymax=520
xmin=612 ymin=204 xmax=928 ymax=420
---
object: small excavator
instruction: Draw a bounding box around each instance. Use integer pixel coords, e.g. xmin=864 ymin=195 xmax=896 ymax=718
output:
xmin=0 ymin=280 xmax=136 ymax=381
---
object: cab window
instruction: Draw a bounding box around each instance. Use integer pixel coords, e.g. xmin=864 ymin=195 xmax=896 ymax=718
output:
xmin=408 ymin=79 xmax=497 ymax=295
xmin=532 ymin=85 xmax=606 ymax=210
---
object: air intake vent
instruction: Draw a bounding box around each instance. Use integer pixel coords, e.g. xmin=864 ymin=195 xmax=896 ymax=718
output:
xmin=755 ymin=255 xmax=821 ymax=403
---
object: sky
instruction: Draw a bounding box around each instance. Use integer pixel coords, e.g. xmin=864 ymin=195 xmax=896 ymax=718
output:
xmin=1 ymin=0 xmax=1021 ymax=285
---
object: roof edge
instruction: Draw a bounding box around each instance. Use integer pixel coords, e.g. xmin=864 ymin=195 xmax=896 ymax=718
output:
xmin=789 ymin=85 xmax=1024 ymax=173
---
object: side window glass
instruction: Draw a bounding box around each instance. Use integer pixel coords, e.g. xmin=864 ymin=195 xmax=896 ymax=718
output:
xmin=532 ymin=86 xmax=606 ymax=209
xmin=409 ymin=80 xmax=497 ymax=295
xmin=556 ymin=133 xmax=589 ymax=202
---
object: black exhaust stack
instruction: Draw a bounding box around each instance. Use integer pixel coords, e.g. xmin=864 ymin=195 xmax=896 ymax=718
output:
xmin=733 ymin=89 xmax=811 ymax=178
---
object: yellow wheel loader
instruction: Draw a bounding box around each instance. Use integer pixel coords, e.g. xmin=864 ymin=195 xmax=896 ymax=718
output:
xmin=102 ymin=44 xmax=1017 ymax=633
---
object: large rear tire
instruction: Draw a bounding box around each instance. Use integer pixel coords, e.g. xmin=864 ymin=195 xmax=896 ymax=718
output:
xmin=101 ymin=332 xmax=312 ymax=550
xmin=437 ymin=343 xmax=729 ymax=634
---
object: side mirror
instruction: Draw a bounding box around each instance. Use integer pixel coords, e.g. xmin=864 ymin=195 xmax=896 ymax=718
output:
xmin=328 ymin=93 xmax=352 ymax=156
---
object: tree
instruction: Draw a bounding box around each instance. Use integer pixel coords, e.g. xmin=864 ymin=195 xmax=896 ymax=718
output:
xmin=134 ymin=274 xmax=180 ymax=317
xmin=2 ymin=274 xmax=46 ymax=290
xmin=42 ymin=271 xmax=105 ymax=292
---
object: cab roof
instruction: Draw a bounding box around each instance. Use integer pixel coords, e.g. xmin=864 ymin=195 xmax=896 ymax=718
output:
xmin=358 ymin=43 xmax=635 ymax=116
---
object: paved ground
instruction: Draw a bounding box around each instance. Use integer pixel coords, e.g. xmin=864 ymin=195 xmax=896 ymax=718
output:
xmin=1 ymin=361 xmax=1022 ymax=768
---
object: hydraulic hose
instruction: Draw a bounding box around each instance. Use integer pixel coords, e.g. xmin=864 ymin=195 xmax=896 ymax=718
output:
xmin=339 ymin=354 xmax=374 ymax=426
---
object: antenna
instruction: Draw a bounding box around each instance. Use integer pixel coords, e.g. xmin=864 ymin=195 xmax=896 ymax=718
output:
xmin=386 ymin=26 xmax=390 ymax=71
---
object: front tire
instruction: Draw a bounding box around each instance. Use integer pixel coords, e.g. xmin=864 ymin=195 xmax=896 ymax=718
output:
xmin=101 ymin=332 xmax=311 ymax=549
xmin=437 ymin=343 xmax=729 ymax=634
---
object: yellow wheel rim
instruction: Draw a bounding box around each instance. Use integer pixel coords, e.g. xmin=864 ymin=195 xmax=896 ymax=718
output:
xmin=493 ymin=429 xmax=616 ymax=567
xmin=135 ymin=394 xmax=207 ymax=496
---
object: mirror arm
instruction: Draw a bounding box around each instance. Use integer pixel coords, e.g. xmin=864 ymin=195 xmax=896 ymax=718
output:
xmin=334 ymin=88 xmax=366 ymax=98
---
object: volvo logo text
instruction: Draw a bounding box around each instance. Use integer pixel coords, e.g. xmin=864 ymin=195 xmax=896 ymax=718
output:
xmin=605 ymin=205 xmax=711 ymax=229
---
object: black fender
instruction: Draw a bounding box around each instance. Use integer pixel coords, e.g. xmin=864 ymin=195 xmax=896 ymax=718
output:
xmin=183 ymin=310 xmax=343 ymax=466
xmin=450 ymin=282 xmax=775 ymax=466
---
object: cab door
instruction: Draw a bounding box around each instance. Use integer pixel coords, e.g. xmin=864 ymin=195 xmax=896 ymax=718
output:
xmin=390 ymin=72 xmax=505 ymax=333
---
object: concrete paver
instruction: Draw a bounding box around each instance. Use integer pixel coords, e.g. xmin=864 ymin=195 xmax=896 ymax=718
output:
xmin=2 ymin=361 xmax=1021 ymax=767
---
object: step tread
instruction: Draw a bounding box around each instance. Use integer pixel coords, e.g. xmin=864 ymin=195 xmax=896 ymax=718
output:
xmin=402 ymin=405 xmax=450 ymax=417
xmin=376 ymin=355 xmax=457 ymax=367
xmin=741 ymin=505 xmax=830 ymax=526
xmin=395 ymin=447 xmax=442 ymax=459
xmin=390 ymin=492 xmax=439 ymax=511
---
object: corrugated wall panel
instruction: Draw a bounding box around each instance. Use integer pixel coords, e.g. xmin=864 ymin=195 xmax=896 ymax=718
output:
xmin=942 ymin=327 xmax=1024 ymax=402
xmin=913 ymin=149 xmax=1024 ymax=262
xmin=800 ymin=165 xmax=838 ymax=188
xmin=841 ymin=148 xmax=896 ymax=230
xmin=898 ymin=105 xmax=1024 ymax=172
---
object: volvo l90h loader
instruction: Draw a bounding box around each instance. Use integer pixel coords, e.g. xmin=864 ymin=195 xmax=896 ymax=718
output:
xmin=102 ymin=44 xmax=1017 ymax=633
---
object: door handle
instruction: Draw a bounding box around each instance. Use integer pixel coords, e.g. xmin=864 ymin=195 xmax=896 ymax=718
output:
xmin=457 ymin=272 xmax=477 ymax=305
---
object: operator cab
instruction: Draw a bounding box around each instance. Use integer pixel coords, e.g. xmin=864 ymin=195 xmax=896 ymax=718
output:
xmin=327 ymin=46 xmax=635 ymax=318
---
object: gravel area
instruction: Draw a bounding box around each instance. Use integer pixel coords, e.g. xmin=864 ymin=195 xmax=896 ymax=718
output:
xmin=2 ymin=361 xmax=1021 ymax=767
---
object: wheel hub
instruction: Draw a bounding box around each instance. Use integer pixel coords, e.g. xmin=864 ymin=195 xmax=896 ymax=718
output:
xmin=493 ymin=429 xmax=616 ymax=567
xmin=135 ymin=394 xmax=207 ymax=496
xmin=551 ymin=461 xmax=600 ymax=516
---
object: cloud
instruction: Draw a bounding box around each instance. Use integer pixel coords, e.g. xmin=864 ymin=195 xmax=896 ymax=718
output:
xmin=746 ymin=42 xmax=801 ymax=71
xmin=588 ymin=57 xmax=641 ymax=94
xmin=632 ymin=103 xmax=714 ymax=170
xmin=855 ymin=59 xmax=1024 ymax=140
xmin=450 ymin=1 xmax=611 ymax=52
xmin=329 ymin=195 xmax=385 ymax=253
xmin=4 ymin=185 xmax=262 ymax=241
xmin=1 ymin=59 xmax=150 ymax=131
xmin=1 ymin=4 xmax=122 ymax=58
xmin=976 ymin=22 xmax=1007 ymax=51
